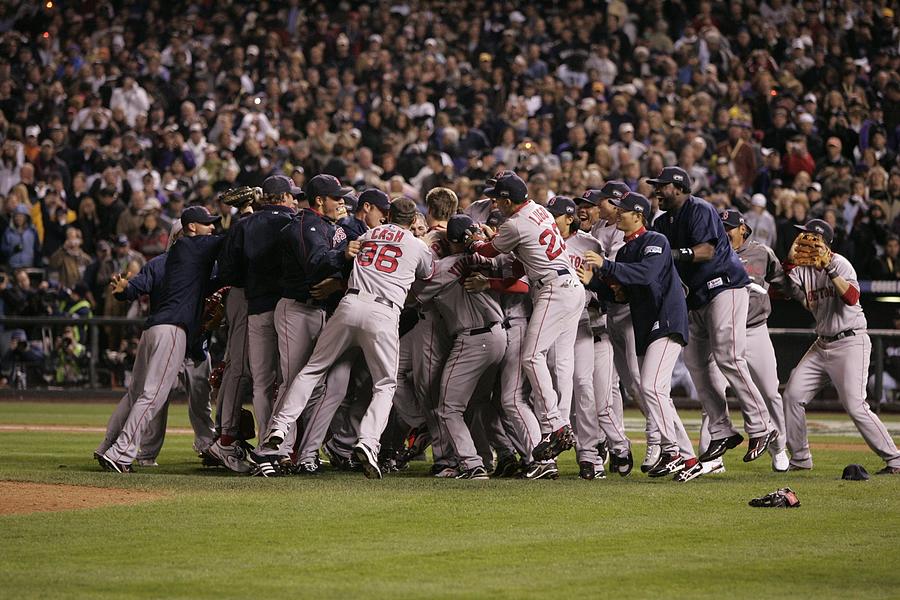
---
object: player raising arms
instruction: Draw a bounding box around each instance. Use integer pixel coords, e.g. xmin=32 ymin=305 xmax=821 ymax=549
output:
xmin=580 ymin=192 xmax=701 ymax=482
xmin=782 ymin=219 xmax=900 ymax=474
xmin=468 ymin=172 xmax=584 ymax=461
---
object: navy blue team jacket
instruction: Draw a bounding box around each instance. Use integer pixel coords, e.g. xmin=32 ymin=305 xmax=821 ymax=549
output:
xmin=653 ymin=195 xmax=749 ymax=310
xmin=219 ymin=204 xmax=294 ymax=315
xmin=146 ymin=234 xmax=223 ymax=357
xmin=589 ymin=229 xmax=689 ymax=356
xmin=279 ymin=208 xmax=348 ymax=302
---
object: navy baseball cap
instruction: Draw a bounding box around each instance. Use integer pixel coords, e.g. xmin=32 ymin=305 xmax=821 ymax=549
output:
xmin=546 ymin=196 xmax=577 ymax=217
xmin=599 ymin=180 xmax=631 ymax=201
xmin=446 ymin=214 xmax=478 ymax=243
xmin=343 ymin=190 xmax=358 ymax=212
xmin=647 ymin=166 xmax=692 ymax=191
xmin=720 ymin=209 xmax=753 ymax=236
xmin=795 ymin=218 xmax=834 ymax=245
xmin=306 ymin=174 xmax=353 ymax=199
xmin=181 ymin=205 xmax=221 ymax=227
xmin=579 ymin=189 xmax=603 ymax=205
xmin=262 ymin=174 xmax=303 ymax=197
xmin=841 ymin=464 xmax=869 ymax=480
xmin=609 ymin=191 xmax=651 ymax=215
xmin=358 ymin=189 xmax=391 ymax=212
xmin=483 ymin=172 xmax=528 ymax=202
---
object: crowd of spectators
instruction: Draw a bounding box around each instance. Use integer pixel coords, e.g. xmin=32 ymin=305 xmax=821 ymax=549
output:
xmin=0 ymin=0 xmax=898 ymax=384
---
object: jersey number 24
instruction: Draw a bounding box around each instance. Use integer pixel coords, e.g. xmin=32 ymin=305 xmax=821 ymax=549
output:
xmin=357 ymin=242 xmax=401 ymax=273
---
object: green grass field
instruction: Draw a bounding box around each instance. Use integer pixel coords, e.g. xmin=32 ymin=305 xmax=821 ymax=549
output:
xmin=0 ymin=402 xmax=898 ymax=599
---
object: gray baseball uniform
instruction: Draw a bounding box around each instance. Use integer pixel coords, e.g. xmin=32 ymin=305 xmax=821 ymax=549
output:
xmin=557 ymin=230 xmax=605 ymax=467
xmin=736 ymin=240 xmax=788 ymax=452
xmin=477 ymin=201 xmax=584 ymax=433
xmin=99 ymin=324 xmax=187 ymax=464
xmin=592 ymin=219 xmax=658 ymax=445
xmin=783 ymin=255 xmax=900 ymax=469
xmin=410 ymin=225 xmax=454 ymax=466
xmin=415 ymin=253 xmax=508 ymax=470
xmin=588 ymin=306 xmax=632 ymax=459
xmin=215 ymin=287 xmax=252 ymax=439
xmin=266 ymin=223 xmax=434 ymax=458
xmin=137 ymin=356 xmax=215 ymax=462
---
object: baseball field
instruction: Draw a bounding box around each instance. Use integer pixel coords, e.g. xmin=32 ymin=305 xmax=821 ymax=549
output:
xmin=0 ymin=401 xmax=897 ymax=599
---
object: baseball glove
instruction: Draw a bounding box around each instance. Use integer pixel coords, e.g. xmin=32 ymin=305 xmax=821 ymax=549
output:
xmin=748 ymin=487 xmax=801 ymax=508
xmin=219 ymin=186 xmax=262 ymax=208
xmin=202 ymin=286 xmax=230 ymax=332
xmin=790 ymin=233 xmax=833 ymax=269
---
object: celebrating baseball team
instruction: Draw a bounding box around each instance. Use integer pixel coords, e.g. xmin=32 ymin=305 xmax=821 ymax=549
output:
xmin=95 ymin=165 xmax=900 ymax=482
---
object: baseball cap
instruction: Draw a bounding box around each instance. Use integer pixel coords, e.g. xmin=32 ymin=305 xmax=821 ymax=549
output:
xmin=609 ymin=191 xmax=651 ymax=215
xmin=579 ymin=189 xmax=603 ymax=205
xmin=343 ymin=190 xmax=358 ymax=212
xmin=599 ymin=180 xmax=631 ymax=201
xmin=25 ymin=125 xmax=40 ymax=138
xmin=720 ymin=209 xmax=753 ymax=236
xmin=546 ymin=196 xmax=577 ymax=217
xmin=798 ymin=113 xmax=816 ymax=125
xmin=358 ymin=189 xmax=391 ymax=212
xmin=794 ymin=218 xmax=834 ymax=245
xmin=446 ymin=214 xmax=478 ymax=243
xmin=619 ymin=122 xmax=635 ymax=134
xmin=181 ymin=205 xmax=222 ymax=228
xmin=483 ymin=172 xmax=528 ymax=202
xmin=751 ymin=193 xmax=767 ymax=208
xmin=647 ymin=166 xmax=692 ymax=191
xmin=841 ymin=464 xmax=869 ymax=480
xmin=262 ymin=174 xmax=303 ymax=197
xmin=306 ymin=174 xmax=352 ymax=199
xmin=114 ymin=233 xmax=130 ymax=246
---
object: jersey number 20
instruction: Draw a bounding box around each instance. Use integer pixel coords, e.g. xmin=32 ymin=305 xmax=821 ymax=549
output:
xmin=539 ymin=225 xmax=565 ymax=260
xmin=358 ymin=242 xmax=401 ymax=273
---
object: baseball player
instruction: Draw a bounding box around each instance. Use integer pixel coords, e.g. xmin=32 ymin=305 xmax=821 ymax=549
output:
xmin=462 ymin=203 xmax=550 ymax=479
xmin=782 ymin=219 xmax=900 ymax=474
xmin=547 ymin=195 xmax=632 ymax=479
xmin=261 ymin=197 xmax=434 ymax=480
xmin=412 ymin=214 xmax=509 ymax=479
xmin=111 ymin=226 xmax=218 ymax=467
xmin=581 ymin=192 xmax=701 ymax=482
xmin=408 ymin=187 xmax=457 ymax=476
xmin=252 ymin=174 xmax=352 ymax=474
xmin=468 ymin=172 xmax=584 ymax=461
xmin=218 ymin=176 xmax=299 ymax=456
xmin=292 ymin=189 xmax=393 ymax=473
xmin=720 ymin=209 xmax=790 ymax=472
xmin=579 ymin=183 xmax=658 ymax=472
xmin=96 ymin=206 xmax=223 ymax=472
xmin=650 ymin=166 xmax=776 ymax=464
xmin=205 ymin=190 xmax=256 ymax=472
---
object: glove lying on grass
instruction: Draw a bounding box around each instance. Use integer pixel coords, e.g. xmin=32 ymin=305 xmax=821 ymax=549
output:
xmin=748 ymin=488 xmax=801 ymax=508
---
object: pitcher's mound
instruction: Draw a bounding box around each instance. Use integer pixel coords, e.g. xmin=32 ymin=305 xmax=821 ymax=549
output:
xmin=0 ymin=481 xmax=163 ymax=515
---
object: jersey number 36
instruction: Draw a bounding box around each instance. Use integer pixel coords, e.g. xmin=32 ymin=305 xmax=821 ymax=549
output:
xmin=357 ymin=242 xmax=402 ymax=273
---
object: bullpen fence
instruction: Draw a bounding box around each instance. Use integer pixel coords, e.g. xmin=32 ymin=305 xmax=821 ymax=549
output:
xmin=0 ymin=317 xmax=897 ymax=412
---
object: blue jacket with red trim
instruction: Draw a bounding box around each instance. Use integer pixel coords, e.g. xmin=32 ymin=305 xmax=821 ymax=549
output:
xmin=589 ymin=229 xmax=688 ymax=356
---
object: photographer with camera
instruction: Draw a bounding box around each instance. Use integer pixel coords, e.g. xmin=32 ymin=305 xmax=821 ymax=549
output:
xmin=52 ymin=325 xmax=86 ymax=385
xmin=0 ymin=329 xmax=44 ymax=389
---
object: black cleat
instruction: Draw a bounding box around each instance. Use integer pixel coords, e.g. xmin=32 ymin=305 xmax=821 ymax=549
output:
xmin=579 ymin=461 xmax=606 ymax=480
xmin=610 ymin=451 xmax=634 ymax=476
xmin=532 ymin=425 xmax=575 ymax=461
xmin=455 ymin=465 xmax=489 ymax=480
xmin=492 ymin=454 xmax=520 ymax=478
xmin=743 ymin=430 xmax=777 ymax=463
xmin=698 ymin=433 xmax=744 ymax=462
xmin=596 ymin=440 xmax=609 ymax=465
xmin=876 ymin=466 xmax=900 ymax=475
xmin=647 ymin=453 xmax=685 ymax=478
xmin=519 ymin=460 xmax=560 ymax=480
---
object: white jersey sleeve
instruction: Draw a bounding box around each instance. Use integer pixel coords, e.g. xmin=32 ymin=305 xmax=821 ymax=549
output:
xmin=491 ymin=201 xmax=572 ymax=282
xmin=348 ymin=224 xmax=434 ymax=309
